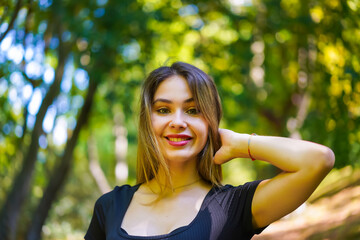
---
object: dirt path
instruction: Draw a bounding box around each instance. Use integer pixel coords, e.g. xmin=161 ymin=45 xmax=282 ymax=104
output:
xmin=252 ymin=184 xmax=360 ymax=240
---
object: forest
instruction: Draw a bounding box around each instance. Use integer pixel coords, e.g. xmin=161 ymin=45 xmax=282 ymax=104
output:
xmin=0 ymin=0 xmax=359 ymax=239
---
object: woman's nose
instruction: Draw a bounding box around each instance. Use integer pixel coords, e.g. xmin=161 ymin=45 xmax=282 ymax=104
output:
xmin=169 ymin=111 xmax=187 ymax=129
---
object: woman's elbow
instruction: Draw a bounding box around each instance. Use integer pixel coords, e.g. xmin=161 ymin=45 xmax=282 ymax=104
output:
xmin=317 ymin=147 xmax=335 ymax=171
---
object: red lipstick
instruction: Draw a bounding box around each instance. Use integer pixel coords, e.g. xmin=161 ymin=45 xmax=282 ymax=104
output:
xmin=165 ymin=134 xmax=192 ymax=147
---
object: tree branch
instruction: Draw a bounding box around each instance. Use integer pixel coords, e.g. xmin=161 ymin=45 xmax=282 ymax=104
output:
xmin=25 ymin=79 xmax=98 ymax=240
xmin=0 ymin=0 xmax=23 ymax=43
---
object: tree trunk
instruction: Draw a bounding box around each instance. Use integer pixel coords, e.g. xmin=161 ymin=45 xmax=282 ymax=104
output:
xmin=287 ymin=34 xmax=315 ymax=139
xmin=25 ymin=79 xmax=98 ymax=240
xmin=88 ymin=134 xmax=111 ymax=194
xmin=0 ymin=38 xmax=69 ymax=240
xmin=113 ymin=111 xmax=128 ymax=184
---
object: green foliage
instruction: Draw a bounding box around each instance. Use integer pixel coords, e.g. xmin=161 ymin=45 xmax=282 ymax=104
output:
xmin=0 ymin=0 xmax=359 ymax=238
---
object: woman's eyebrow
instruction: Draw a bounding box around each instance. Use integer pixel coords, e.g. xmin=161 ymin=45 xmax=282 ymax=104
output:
xmin=152 ymin=98 xmax=194 ymax=104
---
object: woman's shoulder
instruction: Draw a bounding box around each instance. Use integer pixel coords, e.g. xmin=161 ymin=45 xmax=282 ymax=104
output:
xmin=215 ymin=180 xmax=263 ymax=192
xmin=209 ymin=180 xmax=263 ymax=204
xmin=202 ymin=180 xmax=264 ymax=215
xmin=95 ymin=184 xmax=140 ymax=206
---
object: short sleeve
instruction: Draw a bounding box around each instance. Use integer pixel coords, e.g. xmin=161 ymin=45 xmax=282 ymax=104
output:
xmin=84 ymin=199 xmax=106 ymax=240
xmin=228 ymin=180 xmax=267 ymax=236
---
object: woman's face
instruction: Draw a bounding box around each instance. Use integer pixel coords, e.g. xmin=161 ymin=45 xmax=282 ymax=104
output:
xmin=151 ymin=75 xmax=209 ymax=165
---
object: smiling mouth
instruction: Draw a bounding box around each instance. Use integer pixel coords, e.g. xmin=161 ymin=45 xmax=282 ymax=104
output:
xmin=165 ymin=136 xmax=192 ymax=146
xmin=166 ymin=137 xmax=192 ymax=142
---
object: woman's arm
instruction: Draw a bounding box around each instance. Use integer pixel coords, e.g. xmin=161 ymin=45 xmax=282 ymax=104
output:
xmin=213 ymin=129 xmax=335 ymax=228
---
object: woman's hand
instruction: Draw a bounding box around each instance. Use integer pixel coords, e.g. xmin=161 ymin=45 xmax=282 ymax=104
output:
xmin=213 ymin=129 xmax=249 ymax=164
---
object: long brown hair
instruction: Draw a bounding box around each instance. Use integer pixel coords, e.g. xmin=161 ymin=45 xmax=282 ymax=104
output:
xmin=137 ymin=62 xmax=223 ymax=190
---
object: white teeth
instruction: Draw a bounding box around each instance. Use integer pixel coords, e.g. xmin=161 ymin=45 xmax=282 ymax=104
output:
xmin=168 ymin=138 xmax=189 ymax=142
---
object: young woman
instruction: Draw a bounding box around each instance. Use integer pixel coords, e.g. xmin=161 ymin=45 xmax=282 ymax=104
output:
xmin=85 ymin=62 xmax=335 ymax=240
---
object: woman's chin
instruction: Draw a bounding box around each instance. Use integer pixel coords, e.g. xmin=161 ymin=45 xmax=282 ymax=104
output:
xmin=164 ymin=154 xmax=197 ymax=165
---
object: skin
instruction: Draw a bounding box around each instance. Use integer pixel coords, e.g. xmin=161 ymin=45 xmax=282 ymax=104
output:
xmin=150 ymin=74 xmax=209 ymax=175
xmin=122 ymin=75 xmax=335 ymax=236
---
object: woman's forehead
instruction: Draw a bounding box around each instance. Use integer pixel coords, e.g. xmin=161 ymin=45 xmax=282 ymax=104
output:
xmin=153 ymin=75 xmax=193 ymax=102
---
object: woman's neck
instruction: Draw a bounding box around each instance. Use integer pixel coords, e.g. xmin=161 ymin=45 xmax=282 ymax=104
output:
xmin=148 ymin=160 xmax=203 ymax=192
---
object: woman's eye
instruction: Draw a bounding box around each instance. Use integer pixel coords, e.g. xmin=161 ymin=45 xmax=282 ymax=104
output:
xmin=186 ymin=108 xmax=200 ymax=115
xmin=156 ymin=108 xmax=170 ymax=114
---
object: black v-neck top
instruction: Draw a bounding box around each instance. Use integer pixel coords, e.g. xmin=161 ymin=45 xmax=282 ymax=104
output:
xmin=85 ymin=180 xmax=266 ymax=240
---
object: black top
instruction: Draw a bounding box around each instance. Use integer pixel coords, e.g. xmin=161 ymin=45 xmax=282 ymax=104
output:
xmin=85 ymin=180 xmax=266 ymax=240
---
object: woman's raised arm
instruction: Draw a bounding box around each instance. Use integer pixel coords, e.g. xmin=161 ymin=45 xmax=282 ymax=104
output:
xmin=213 ymin=129 xmax=335 ymax=228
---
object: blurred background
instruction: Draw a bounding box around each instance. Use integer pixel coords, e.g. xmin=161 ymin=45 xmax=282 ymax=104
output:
xmin=0 ymin=0 xmax=359 ymax=239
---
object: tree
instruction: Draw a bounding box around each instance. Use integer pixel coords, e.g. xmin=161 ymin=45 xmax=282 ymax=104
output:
xmin=0 ymin=15 xmax=71 ymax=240
xmin=0 ymin=0 xmax=359 ymax=239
